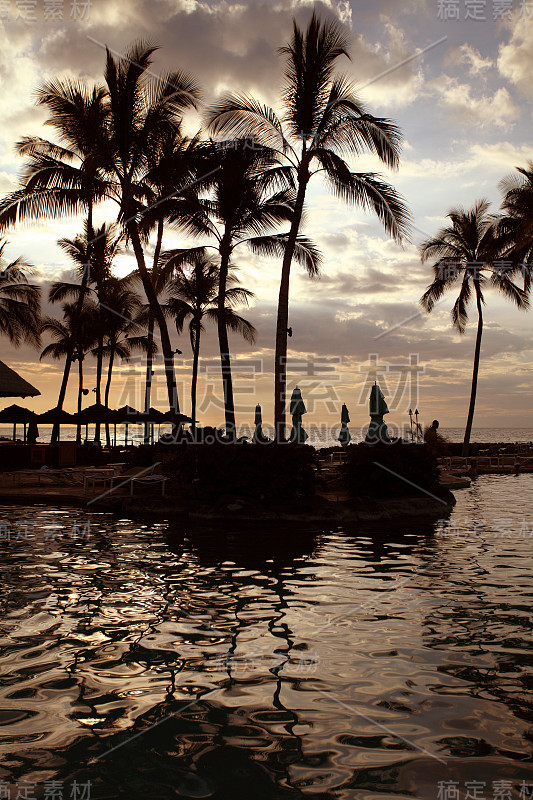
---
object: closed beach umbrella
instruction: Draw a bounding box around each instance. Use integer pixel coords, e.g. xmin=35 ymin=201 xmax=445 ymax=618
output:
xmin=27 ymin=419 xmax=39 ymax=444
xmin=338 ymin=403 xmax=351 ymax=446
xmin=252 ymin=403 xmax=263 ymax=443
xmin=365 ymin=382 xmax=390 ymax=444
xmin=290 ymin=386 xmax=308 ymax=444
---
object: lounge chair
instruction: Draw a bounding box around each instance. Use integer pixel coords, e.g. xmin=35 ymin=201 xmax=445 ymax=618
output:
xmin=129 ymin=473 xmax=167 ymax=496
xmin=108 ymin=462 xmax=161 ymax=493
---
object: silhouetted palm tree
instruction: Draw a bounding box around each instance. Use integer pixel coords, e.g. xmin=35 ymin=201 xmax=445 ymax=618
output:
xmin=41 ymin=301 xmax=99 ymax=441
xmin=56 ymin=222 xmax=124 ymax=439
xmin=96 ymin=281 xmax=154 ymax=444
xmin=0 ymin=46 xmax=201 ymax=427
xmin=420 ymin=200 xmax=529 ymax=457
xmin=102 ymin=42 xmax=201 ymax=424
xmin=164 ymin=141 xmax=318 ymax=437
xmin=498 ymin=162 xmax=533 ymax=286
xmin=0 ymin=239 xmax=41 ymax=348
xmin=207 ymin=12 xmax=410 ymax=438
xmin=0 ymin=81 xmax=111 ymax=440
xmin=137 ymin=129 xmax=201 ymax=442
xmin=166 ymin=253 xmax=256 ymax=430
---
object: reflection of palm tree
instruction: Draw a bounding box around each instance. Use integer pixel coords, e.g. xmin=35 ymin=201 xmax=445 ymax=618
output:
xmin=420 ymin=200 xmax=529 ymax=457
xmin=208 ymin=12 xmax=410 ymax=439
xmin=0 ymin=239 xmax=41 ymax=348
xmin=166 ymin=253 xmax=256 ymax=430
xmin=165 ymin=142 xmax=316 ymax=438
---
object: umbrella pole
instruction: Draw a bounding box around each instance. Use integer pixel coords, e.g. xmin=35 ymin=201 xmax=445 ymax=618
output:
xmin=124 ymin=423 xmax=128 ymax=447
xmin=113 ymin=424 xmax=116 ymax=447
xmin=24 ymin=423 xmax=27 ymax=443
xmin=12 ymin=423 xmax=16 ymax=442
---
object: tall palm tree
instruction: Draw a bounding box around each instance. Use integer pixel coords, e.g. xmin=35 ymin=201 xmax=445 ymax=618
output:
xmin=0 ymin=81 xmax=111 ymax=441
xmin=207 ymin=12 xmax=410 ymax=439
xmin=96 ymin=277 xmax=152 ymax=414
xmin=0 ymin=239 xmax=41 ymax=347
xmin=56 ymin=222 xmax=124 ymax=439
xmin=136 ymin=129 xmax=201 ymax=442
xmin=0 ymin=45 xmax=201 ymax=427
xmin=498 ymin=162 xmax=533 ymax=286
xmin=102 ymin=42 xmax=201 ymax=425
xmin=420 ymin=200 xmax=529 ymax=457
xmin=166 ymin=252 xmax=256 ymax=430
xmin=164 ymin=141 xmax=319 ymax=438
xmin=40 ymin=301 xmax=99 ymax=441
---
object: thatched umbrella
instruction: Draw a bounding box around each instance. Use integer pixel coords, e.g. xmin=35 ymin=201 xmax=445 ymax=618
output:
xmin=38 ymin=407 xmax=75 ymax=423
xmin=0 ymin=403 xmax=37 ymax=441
xmin=138 ymin=408 xmax=167 ymax=445
xmin=75 ymin=404 xmax=119 ymax=444
xmin=38 ymin=407 xmax=76 ymax=443
xmin=114 ymin=405 xmax=143 ymax=446
xmin=0 ymin=361 xmax=40 ymax=398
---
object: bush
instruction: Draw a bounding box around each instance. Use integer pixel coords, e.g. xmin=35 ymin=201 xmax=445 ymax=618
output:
xmin=162 ymin=442 xmax=318 ymax=503
xmin=341 ymin=441 xmax=446 ymax=500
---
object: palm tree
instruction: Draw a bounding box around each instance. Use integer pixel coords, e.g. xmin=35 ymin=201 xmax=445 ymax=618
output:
xmin=40 ymin=301 xmax=99 ymax=441
xmin=0 ymin=239 xmax=41 ymax=348
xmin=207 ymin=12 xmax=410 ymax=439
xmin=166 ymin=252 xmax=256 ymax=431
xmin=0 ymin=45 xmax=201 ymax=427
xmin=56 ymin=222 xmax=124 ymax=439
xmin=102 ymin=42 xmax=201 ymax=425
xmin=164 ymin=141 xmax=319 ymax=438
xmin=136 ymin=129 xmax=201 ymax=442
xmin=420 ymin=200 xmax=529 ymax=457
xmin=96 ymin=277 xmax=153 ymax=412
xmin=498 ymin=162 xmax=533 ymax=286
xmin=0 ymin=81 xmax=111 ymax=441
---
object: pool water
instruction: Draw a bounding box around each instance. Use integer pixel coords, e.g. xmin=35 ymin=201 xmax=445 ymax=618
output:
xmin=1 ymin=474 xmax=532 ymax=799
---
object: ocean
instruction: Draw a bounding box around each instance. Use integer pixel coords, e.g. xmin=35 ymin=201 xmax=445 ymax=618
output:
xmin=1 ymin=425 xmax=532 ymax=447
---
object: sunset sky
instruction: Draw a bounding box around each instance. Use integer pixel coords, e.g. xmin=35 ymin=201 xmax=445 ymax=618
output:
xmin=0 ymin=0 xmax=532 ymax=433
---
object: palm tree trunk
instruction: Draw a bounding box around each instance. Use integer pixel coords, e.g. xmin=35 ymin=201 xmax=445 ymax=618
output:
xmin=462 ymin=286 xmax=484 ymax=457
xmin=191 ymin=321 xmax=201 ymax=435
xmin=218 ymin=244 xmax=236 ymax=439
xmin=274 ymin=167 xmax=308 ymax=441
xmin=51 ymin=201 xmax=93 ymax=444
xmin=77 ymin=352 xmax=84 ymax=445
xmin=143 ymin=216 xmax=164 ymax=444
xmin=103 ymin=350 xmax=114 ymax=448
xmin=95 ymin=332 xmax=104 ymax=441
xmin=105 ymin=350 xmax=114 ymax=409
xmin=144 ymin=311 xmax=155 ymax=444
xmin=126 ymin=216 xmax=180 ymax=428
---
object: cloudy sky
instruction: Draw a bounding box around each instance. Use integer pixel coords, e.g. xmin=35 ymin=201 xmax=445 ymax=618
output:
xmin=0 ymin=0 xmax=532 ymax=434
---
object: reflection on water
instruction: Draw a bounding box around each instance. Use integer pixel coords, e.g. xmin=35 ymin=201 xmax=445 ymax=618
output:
xmin=1 ymin=474 xmax=532 ymax=798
